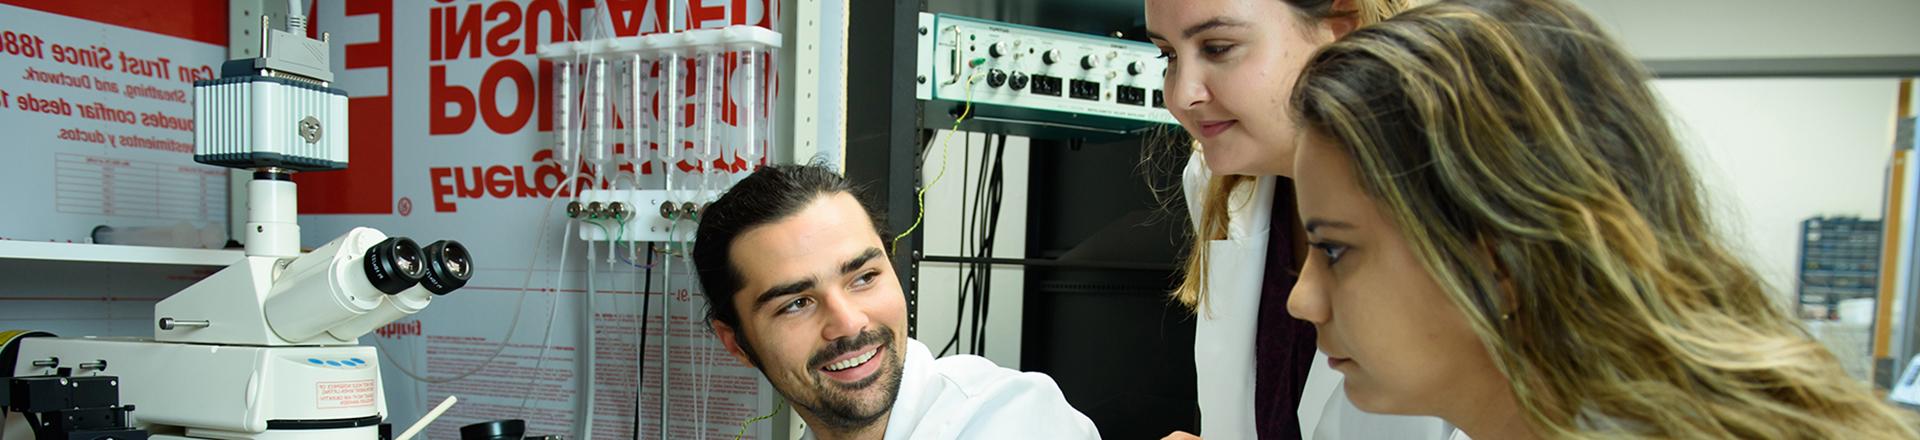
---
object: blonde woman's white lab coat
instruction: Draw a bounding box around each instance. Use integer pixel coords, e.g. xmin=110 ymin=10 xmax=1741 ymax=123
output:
xmin=1183 ymin=154 xmax=1452 ymax=439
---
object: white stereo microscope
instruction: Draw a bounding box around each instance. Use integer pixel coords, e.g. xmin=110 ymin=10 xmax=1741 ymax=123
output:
xmin=7 ymin=4 xmax=471 ymax=439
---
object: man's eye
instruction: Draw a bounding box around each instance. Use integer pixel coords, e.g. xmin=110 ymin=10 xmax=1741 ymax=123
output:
xmin=780 ymin=297 xmax=813 ymax=314
xmin=852 ymin=271 xmax=879 ymax=288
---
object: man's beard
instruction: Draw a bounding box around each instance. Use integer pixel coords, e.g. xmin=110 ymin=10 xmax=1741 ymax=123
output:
xmin=749 ymin=325 xmax=905 ymax=431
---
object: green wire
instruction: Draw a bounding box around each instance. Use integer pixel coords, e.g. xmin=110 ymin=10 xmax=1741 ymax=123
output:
xmin=613 ymin=213 xmax=627 ymax=245
xmin=587 ymin=219 xmax=614 ymax=243
xmin=888 ymin=68 xmax=986 ymax=256
xmin=734 ymin=400 xmax=785 ymax=440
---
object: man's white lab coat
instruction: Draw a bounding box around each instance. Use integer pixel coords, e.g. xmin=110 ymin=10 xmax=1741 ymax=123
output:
xmin=1183 ymin=155 xmax=1451 ymax=439
xmin=800 ymin=338 xmax=1099 ymax=439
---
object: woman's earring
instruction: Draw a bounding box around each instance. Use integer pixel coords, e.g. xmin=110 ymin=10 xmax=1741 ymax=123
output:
xmin=1501 ymin=311 xmax=1514 ymax=322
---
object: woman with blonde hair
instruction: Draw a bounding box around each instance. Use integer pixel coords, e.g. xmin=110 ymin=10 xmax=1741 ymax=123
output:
xmin=1146 ymin=0 xmax=1452 ymax=438
xmin=1286 ymin=0 xmax=1920 ymax=437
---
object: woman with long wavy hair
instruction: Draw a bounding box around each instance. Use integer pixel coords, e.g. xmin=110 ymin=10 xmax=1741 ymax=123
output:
xmin=1285 ymin=0 xmax=1920 ymax=437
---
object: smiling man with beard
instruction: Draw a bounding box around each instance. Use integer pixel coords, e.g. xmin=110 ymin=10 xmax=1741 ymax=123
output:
xmin=694 ymin=163 xmax=1100 ymax=439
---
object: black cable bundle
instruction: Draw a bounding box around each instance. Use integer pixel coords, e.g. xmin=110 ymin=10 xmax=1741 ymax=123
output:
xmin=939 ymin=132 xmax=976 ymax=358
xmin=974 ymin=134 xmax=1008 ymax=354
xmin=939 ymin=133 xmax=1009 ymax=358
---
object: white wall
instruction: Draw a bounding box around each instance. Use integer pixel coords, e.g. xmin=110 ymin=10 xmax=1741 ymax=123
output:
xmin=914 ymin=130 xmax=1029 ymax=368
xmin=1576 ymin=0 xmax=1920 ymax=61
xmin=1652 ymin=78 xmax=1902 ymax=307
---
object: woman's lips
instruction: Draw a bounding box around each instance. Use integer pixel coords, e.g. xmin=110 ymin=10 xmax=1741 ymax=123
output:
xmin=1199 ymin=120 xmax=1237 ymax=138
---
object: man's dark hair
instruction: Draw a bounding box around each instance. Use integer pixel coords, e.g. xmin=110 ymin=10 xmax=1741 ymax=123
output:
xmin=693 ymin=163 xmax=887 ymax=335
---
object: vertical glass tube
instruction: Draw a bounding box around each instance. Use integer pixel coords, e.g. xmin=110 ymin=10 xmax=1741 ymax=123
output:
xmin=555 ymin=61 xmax=574 ymax=164
xmin=741 ymin=47 xmax=762 ymax=170
xmin=629 ymin=54 xmax=646 ymax=187
xmin=700 ymin=48 xmax=723 ymax=202
xmin=662 ymin=52 xmax=683 ymax=204
xmin=765 ymin=47 xmax=779 ymax=171
xmin=590 ymin=58 xmax=609 ymax=181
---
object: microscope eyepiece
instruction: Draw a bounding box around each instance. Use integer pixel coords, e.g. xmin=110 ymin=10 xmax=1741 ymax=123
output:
xmin=363 ymin=236 xmax=426 ymax=294
xmin=419 ymin=240 xmax=473 ymax=295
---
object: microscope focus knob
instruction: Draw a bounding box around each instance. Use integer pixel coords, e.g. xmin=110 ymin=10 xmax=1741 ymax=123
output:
xmin=158 ymin=318 xmax=212 ymax=330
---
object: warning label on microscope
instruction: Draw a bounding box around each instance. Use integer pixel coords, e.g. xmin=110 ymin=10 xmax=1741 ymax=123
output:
xmin=317 ymin=380 xmax=378 ymax=409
